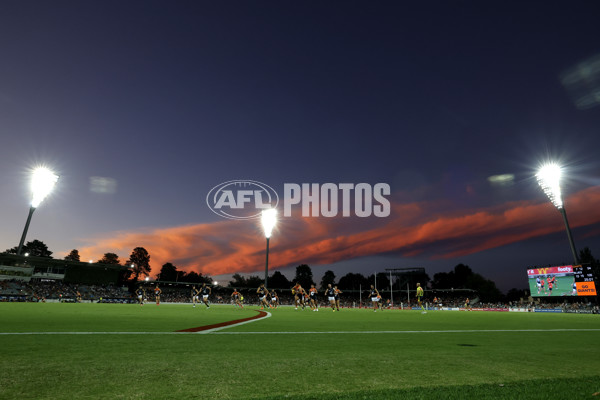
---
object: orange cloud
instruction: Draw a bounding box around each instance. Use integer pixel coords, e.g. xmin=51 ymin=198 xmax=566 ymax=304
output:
xmin=78 ymin=186 xmax=600 ymax=277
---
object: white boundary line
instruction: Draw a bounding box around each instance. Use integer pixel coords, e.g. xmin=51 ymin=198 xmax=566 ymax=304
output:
xmin=197 ymin=311 xmax=272 ymax=334
xmin=1 ymin=327 xmax=598 ymax=335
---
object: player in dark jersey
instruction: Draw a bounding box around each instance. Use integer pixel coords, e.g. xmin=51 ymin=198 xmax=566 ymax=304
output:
xmin=136 ymin=286 xmax=145 ymax=306
xmin=369 ymin=285 xmax=380 ymax=312
xmin=231 ymin=289 xmax=243 ymax=308
xmin=324 ymin=284 xmax=336 ymax=311
xmin=200 ymin=283 xmax=211 ymax=308
xmin=334 ymin=285 xmax=342 ymax=311
xmin=292 ymin=282 xmax=305 ymax=310
xmin=270 ymin=290 xmax=279 ymax=308
xmin=309 ymin=284 xmax=319 ymax=311
xmin=191 ymin=285 xmax=199 ymax=307
xmin=257 ymin=284 xmax=270 ymax=309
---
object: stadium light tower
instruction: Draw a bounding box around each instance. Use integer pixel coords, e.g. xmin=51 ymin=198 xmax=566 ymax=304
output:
xmin=261 ymin=208 xmax=277 ymax=290
xmin=536 ymin=163 xmax=579 ymax=265
xmin=17 ymin=167 xmax=59 ymax=255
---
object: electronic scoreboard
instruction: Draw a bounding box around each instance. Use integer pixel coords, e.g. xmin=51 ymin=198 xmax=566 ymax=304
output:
xmin=527 ymin=265 xmax=597 ymax=297
xmin=573 ymin=264 xmax=597 ymax=296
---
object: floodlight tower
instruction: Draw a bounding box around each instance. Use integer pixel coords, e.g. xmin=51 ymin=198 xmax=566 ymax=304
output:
xmin=261 ymin=208 xmax=277 ymax=290
xmin=17 ymin=167 xmax=59 ymax=255
xmin=536 ymin=163 xmax=579 ymax=265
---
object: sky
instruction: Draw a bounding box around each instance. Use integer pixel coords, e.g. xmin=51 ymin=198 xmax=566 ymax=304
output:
xmin=1 ymin=1 xmax=600 ymax=292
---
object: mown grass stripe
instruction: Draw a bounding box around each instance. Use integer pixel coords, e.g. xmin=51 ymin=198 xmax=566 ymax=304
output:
xmin=2 ymin=327 xmax=598 ymax=335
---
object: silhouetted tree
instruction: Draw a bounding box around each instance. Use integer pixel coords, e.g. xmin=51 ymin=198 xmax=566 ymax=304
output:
xmin=180 ymin=271 xmax=212 ymax=284
xmin=6 ymin=239 xmax=53 ymax=258
xmin=579 ymin=247 xmax=600 ymax=284
xmin=269 ymin=271 xmax=290 ymax=289
xmin=64 ymin=249 xmax=80 ymax=262
xmin=337 ymin=273 xmax=368 ymax=291
xmin=245 ymin=275 xmax=264 ymax=288
xmin=431 ymin=263 xmax=502 ymax=302
xmin=506 ymin=288 xmax=528 ymax=303
xmin=320 ymin=270 xmax=336 ymax=290
xmin=293 ymin=264 xmax=315 ymax=289
xmin=159 ymin=262 xmax=178 ymax=282
xmin=99 ymin=252 xmax=121 ymax=265
xmin=229 ymin=273 xmax=247 ymax=287
xmin=125 ymin=247 xmax=151 ymax=281
xmin=367 ymin=272 xmax=390 ymax=290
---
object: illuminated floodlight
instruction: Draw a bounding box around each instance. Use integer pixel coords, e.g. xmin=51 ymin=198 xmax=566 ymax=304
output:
xmin=260 ymin=208 xmax=277 ymax=289
xmin=261 ymin=208 xmax=277 ymax=238
xmin=145 ymin=277 xmax=149 ymax=281
xmin=536 ymin=163 xmax=563 ymax=209
xmin=16 ymin=167 xmax=59 ymax=255
xmin=535 ymin=162 xmax=578 ymax=265
xmin=30 ymin=167 xmax=59 ymax=208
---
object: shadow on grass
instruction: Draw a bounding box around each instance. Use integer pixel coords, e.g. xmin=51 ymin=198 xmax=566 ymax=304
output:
xmin=259 ymin=376 xmax=600 ymax=400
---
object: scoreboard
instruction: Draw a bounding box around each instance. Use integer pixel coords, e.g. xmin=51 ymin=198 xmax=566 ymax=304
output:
xmin=573 ymin=265 xmax=597 ymax=296
xmin=527 ymin=265 xmax=597 ymax=297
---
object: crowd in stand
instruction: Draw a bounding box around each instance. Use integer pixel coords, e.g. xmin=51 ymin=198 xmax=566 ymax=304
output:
xmin=0 ymin=279 xmax=132 ymax=302
xmin=0 ymin=279 xmax=597 ymax=312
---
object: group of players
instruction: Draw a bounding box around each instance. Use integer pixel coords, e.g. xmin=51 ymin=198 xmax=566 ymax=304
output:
xmin=535 ymin=275 xmax=578 ymax=296
xmin=135 ymin=283 xmax=212 ymax=308
xmin=135 ymin=281 xmax=428 ymax=313
xmin=535 ymin=275 xmax=558 ymax=296
xmin=135 ymin=285 xmax=162 ymax=306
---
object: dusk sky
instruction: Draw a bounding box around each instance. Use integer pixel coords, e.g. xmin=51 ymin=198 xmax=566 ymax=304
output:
xmin=1 ymin=1 xmax=600 ymax=291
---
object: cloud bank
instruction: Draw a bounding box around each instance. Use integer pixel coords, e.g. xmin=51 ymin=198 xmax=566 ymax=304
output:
xmin=78 ymin=187 xmax=600 ymax=276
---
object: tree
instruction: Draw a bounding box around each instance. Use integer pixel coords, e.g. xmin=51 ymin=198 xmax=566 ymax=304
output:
xmin=178 ymin=270 xmax=212 ymax=284
xmin=98 ymin=252 xmax=121 ymax=265
xmin=293 ymin=264 xmax=315 ymax=289
xmin=579 ymin=247 xmax=600 ymax=284
xmin=64 ymin=249 xmax=80 ymax=262
xmin=159 ymin=262 xmax=178 ymax=281
xmin=367 ymin=272 xmax=389 ymax=290
xmin=269 ymin=271 xmax=290 ymax=289
xmin=181 ymin=271 xmax=201 ymax=283
xmin=320 ymin=270 xmax=336 ymax=290
xmin=5 ymin=239 xmax=53 ymax=258
xmin=337 ymin=273 xmax=368 ymax=291
xmin=118 ymin=267 xmax=133 ymax=285
xmin=228 ymin=273 xmax=262 ymax=288
xmin=229 ymin=273 xmax=247 ymax=287
xmin=506 ymin=288 xmax=528 ymax=303
xmin=431 ymin=264 xmax=502 ymax=302
xmin=245 ymin=275 xmax=264 ymax=288
xmin=125 ymin=247 xmax=151 ymax=281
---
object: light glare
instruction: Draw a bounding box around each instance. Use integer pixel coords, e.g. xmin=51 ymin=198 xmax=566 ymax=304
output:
xmin=261 ymin=208 xmax=277 ymax=238
xmin=536 ymin=163 xmax=563 ymax=209
xmin=30 ymin=168 xmax=59 ymax=208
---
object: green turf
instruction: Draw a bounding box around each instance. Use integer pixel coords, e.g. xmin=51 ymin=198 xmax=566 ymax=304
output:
xmin=528 ymin=275 xmax=575 ymax=297
xmin=1 ymin=303 xmax=599 ymax=399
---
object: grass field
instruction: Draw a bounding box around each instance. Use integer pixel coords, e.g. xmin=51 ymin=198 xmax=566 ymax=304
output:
xmin=528 ymin=275 xmax=575 ymax=297
xmin=1 ymin=303 xmax=599 ymax=399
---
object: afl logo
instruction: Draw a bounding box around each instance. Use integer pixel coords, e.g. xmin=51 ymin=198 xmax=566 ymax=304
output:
xmin=206 ymin=180 xmax=279 ymax=220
